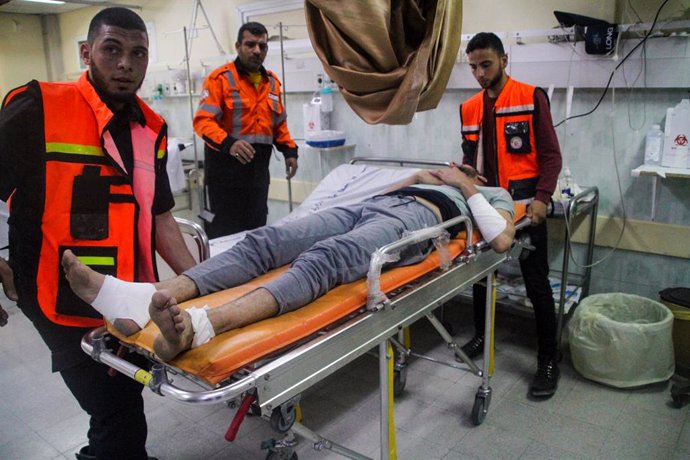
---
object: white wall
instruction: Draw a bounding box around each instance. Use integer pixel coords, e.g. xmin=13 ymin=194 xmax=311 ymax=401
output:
xmin=0 ymin=13 xmax=47 ymax=98
xmin=2 ymin=0 xmax=688 ymax=299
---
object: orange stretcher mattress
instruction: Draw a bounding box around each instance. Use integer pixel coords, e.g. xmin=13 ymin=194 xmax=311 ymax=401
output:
xmin=110 ymin=206 xmax=526 ymax=386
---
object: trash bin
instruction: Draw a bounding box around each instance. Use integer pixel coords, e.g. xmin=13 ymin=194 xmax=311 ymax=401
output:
xmin=659 ymin=287 xmax=690 ymax=378
xmin=568 ymin=293 xmax=674 ymax=388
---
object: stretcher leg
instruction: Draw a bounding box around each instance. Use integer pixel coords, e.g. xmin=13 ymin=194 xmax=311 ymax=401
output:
xmin=424 ymin=313 xmax=483 ymax=376
xmin=387 ymin=341 xmax=397 ymax=460
xmin=290 ymin=422 xmax=373 ymax=460
xmin=379 ymin=340 xmax=397 ymax=460
xmin=225 ymin=392 xmax=256 ymax=441
xmin=390 ymin=330 xmax=409 ymax=396
xmin=472 ymin=272 xmax=496 ymax=426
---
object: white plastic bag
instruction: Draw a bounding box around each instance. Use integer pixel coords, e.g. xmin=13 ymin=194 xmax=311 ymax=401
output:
xmin=568 ymin=293 xmax=674 ymax=388
xmin=166 ymin=137 xmax=187 ymax=193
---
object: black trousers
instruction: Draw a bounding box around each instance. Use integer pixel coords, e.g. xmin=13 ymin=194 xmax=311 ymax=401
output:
xmin=204 ymin=185 xmax=269 ymax=239
xmin=60 ymin=350 xmax=149 ymax=460
xmin=24 ymin=307 xmax=150 ymax=460
xmin=472 ymin=221 xmax=558 ymax=359
xmin=203 ymin=144 xmax=271 ymax=239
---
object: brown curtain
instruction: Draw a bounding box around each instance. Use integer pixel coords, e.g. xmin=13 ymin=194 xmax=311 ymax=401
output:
xmin=305 ymin=0 xmax=462 ymax=125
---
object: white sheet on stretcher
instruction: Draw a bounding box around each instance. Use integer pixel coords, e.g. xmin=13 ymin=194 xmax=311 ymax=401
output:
xmin=209 ymin=164 xmax=421 ymax=256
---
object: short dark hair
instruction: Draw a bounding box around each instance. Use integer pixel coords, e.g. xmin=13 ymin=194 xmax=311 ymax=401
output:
xmin=87 ymin=7 xmax=147 ymax=44
xmin=237 ymin=21 xmax=268 ymax=43
xmin=466 ymin=32 xmax=505 ymax=56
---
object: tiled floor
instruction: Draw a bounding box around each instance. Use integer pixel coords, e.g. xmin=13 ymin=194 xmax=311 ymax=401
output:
xmin=1 ymin=295 xmax=688 ymax=460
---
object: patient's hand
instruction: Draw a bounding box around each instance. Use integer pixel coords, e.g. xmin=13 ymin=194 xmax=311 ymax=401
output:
xmin=527 ymin=200 xmax=547 ymax=225
xmin=414 ymin=170 xmax=444 ymax=185
xmin=430 ymin=167 xmax=477 ymax=194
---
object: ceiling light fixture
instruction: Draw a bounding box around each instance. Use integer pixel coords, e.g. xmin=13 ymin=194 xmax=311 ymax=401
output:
xmin=21 ymin=0 xmax=66 ymax=5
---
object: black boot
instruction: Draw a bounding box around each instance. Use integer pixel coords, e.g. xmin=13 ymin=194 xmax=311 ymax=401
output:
xmin=458 ymin=335 xmax=485 ymax=361
xmin=529 ymin=356 xmax=560 ymax=399
xmin=75 ymin=446 xmax=95 ymax=460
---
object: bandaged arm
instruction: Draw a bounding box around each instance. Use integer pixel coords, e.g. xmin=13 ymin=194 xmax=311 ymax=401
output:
xmin=467 ymin=193 xmax=515 ymax=253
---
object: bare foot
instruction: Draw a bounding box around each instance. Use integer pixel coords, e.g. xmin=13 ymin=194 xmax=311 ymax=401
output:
xmin=150 ymin=290 xmax=193 ymax=361
xmin=61 ymin=250 xmax=104 ymax=304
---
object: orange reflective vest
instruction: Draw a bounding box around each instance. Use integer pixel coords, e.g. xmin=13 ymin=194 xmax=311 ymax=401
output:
xmin=193 ymin=61 xmax=296 ymax=152
xmin=460 ymin=78 xmax=540 ymax=201
xmin=3 ymin=73 xmax=166 ymax=327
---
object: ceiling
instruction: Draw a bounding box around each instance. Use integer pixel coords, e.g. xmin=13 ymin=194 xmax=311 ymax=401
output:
xmin=0 ymin=0 xmax=141 ymax=15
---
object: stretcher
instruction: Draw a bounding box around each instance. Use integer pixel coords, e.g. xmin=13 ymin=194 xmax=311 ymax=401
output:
xmin=81 ymin=159 xmax=528 ymax=460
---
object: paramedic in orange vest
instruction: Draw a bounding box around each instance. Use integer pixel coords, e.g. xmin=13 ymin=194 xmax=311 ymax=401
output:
xmin=193 ymin=21 xmax=299 ymax=239
xmin=459 ymin=33 xmax=563 ymax=399
xmin=0 ymin=8 xmax=195 ymax=460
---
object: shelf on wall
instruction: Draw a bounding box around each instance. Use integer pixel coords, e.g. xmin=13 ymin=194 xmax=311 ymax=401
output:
xmin=631 ymin=164 xmax=690 ymax=220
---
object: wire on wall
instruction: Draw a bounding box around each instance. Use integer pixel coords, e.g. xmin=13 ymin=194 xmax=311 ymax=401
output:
xmin=558 ymin=0 xmax=675 ymax=270
xmin=553 ymin=0 xmax=671 ymax=128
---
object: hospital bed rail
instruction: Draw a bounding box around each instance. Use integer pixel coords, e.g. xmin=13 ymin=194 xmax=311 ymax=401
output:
xmin=174 ymin=216 xmax=210 ymax=262
xmin=350 ymin=156 xmax=452 ymax=168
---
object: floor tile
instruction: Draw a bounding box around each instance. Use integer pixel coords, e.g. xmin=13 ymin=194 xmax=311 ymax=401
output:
xmin=0 ymin=432 xmax=61 ymax=460
xmin=520 ymin=440 xmax=590 ymax=460
xmin=534 ymin=412 xmax=610 ymax=458
xmin=2 ymin=294 xmax=689 ymax=460
xmin=449 ymin=423 xmax=531 ymax=459
xmin=599 ymin=430 xmax=674 ymax=460
xmin=611 ymin=400 xmax=683 ymax=448
xmin=37 ymin=411 xmax=89 ymax=454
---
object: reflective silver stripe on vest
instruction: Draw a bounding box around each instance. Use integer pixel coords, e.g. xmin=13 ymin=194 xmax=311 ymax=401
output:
xmin=461 ymin=124 xmax=480 ymax=132
xmin=268 ymin=75 xmax=280 ymax=127
xmin=225 ymin=70 xmax=243 ymax=132
xmin=274 ymin=110 xmax=287 ymax=126
xmin=235 ymin=133 xmax=273 ymax=144
xmin=198 ymin=103 xmax=223 ymax=120
xmin=496 ymin=104 xmax=534 ymax=114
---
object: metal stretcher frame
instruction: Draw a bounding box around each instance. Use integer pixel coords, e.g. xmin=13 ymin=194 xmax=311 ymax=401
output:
xmin=81 ymin=159 xmax=517 ymax=459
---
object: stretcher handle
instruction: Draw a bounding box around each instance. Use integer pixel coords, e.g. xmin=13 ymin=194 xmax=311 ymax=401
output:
xmin=107 ymin=345 xmax=126 ymax=378
xmin=174 ymin=216 xmax=210 ymax=262
xmin=81 ymin=327 xmax=259 ymax=405
xmin=225 ymin=392 xmax=257 ymax=442
xmin=374 ymin=215 xmax=473 ymax=259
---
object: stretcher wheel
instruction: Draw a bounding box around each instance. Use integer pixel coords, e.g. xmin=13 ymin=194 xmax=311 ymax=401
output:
xmin=393 ymin=367 xmax=407 ymax=397
xmin=270 ymin=406 xmax=297 ymax=433
xmin=471 ymin=390 xmax=492 ymax=426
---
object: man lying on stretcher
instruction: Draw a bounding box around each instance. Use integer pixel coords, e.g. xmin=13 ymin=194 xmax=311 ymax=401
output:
xmin=63 ymin=165 xmax=515 ymax=361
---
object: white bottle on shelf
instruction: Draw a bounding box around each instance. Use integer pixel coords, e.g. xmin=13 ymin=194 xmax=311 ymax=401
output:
xmin=644 ymin=124 xmax=664 ymax=166
xmin=319 ymin=85 xmax=333 ymax=113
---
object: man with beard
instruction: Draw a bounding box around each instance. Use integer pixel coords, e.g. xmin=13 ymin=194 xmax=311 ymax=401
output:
xmin=193 ymin=22 xmax=298 ymax=238
xmin=458 ymin=32 xmax=563 ymax=399
xmin=0 ymin=7 xmax=195 ymax=459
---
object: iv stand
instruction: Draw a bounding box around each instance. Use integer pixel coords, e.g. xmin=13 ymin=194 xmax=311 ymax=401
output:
xmin=182 ymin=26 xmax=205 ymax=214
xmin=187 ymin=0 xmax=226 ymax=59
xmin=278 ymin=21 xmax=293 ymax=212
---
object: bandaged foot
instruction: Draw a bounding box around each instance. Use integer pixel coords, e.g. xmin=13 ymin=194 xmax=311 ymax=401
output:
xmin=150 ymin=290 xmax=216 ymax=361
xmin=62 ymin=250 xmax=155 ymax=335
xmin=150 ymin=291 xmax=215 ymax=361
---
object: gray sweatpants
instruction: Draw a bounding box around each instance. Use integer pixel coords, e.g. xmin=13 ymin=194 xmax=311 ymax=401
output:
xmin=183 ymin=195 xmax=439 ymax=314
